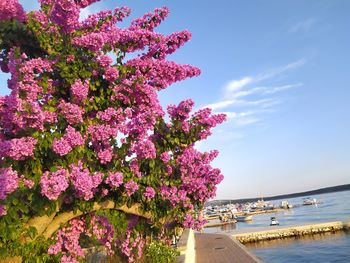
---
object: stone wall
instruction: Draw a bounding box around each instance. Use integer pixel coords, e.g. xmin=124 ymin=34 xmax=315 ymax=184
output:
xmin=176 ymin=229 xmax=196 ymax=263
xmin=233 ymin=221 xmax=350 ymax=244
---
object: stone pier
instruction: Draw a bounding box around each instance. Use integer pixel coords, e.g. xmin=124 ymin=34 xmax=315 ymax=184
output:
xmin=233 ymin=221 xmax=350 ymax=244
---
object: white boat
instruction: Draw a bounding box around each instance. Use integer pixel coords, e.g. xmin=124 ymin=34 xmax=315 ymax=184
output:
xmin=280 ymin=200 xmax=293 ymax=209
xmin=270 ymin=217 xmax=279 ymax=226
xmin=303 ymin=197 xmax=318 ymax=205
xmin=235 ymin=215 xmax=253 ymax=222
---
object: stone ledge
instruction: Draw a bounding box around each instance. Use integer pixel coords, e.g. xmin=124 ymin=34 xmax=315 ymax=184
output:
xmin=233 ymin=221 xmax=350 ymax=244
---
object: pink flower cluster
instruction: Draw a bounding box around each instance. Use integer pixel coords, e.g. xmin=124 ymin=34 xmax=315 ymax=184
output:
xmin=48 ymin=217 xmax=85 ymax=259
xmin=0 ymin=167 xmax=19 ymax=200
xmin=104 ymin=67 xmax=119 ymax=82
xmin=126 ymin=58 xmax=201 ymax=90
xmin=167 ymin=99 xmax=194 ymax=121
xmin=144 ymin=187 xmax=155 ymax=199
xmin=50 ymin=0 xmax=80 ymax=33
xmin=160 ymin=152 xmax=171 ymax=163
xmin=58 ymin=101 xmax=85 ymax=125
xmin=124 ymin=180 xmax=138 ymax=197
xmin=87 ymin=124 xmax=119 ymax=164
xmin=40 ymin=168 xmax=69 ymax=200
xmin=105 ymin=172 xmax=123 ymax=188
xmin=147 ymin=30 xmax=192 ymax=59
xmin=182 ymin=213 xmax=207 ymax=231
xmin=70 ymin=79 xmax=89 ymax=102
xmin=131 ymin=139 xmax=156 ymax=159
xmin=0 ymin=137 xmax=37 ymax=160
xmin=0 ymin=0 xmax=26 ymax=22
xmin=20 ymin=175 xmax=35 ymax=189
xmin=0 ymin=205 xmax=6 ymax=216
xmin=52 ymin=126 xmax=85 ymax=156
xmin=129 ymin=159 xmax=141 ymax=178
xmin=120 ymin=230 xmax=145 ymax=262
xmin=190 ymin=108 xmax=226 ymax=140
xmin=129 ymin=7 xmax=169 ymax=31
xmin=176 ymin=147 xmax=224 ymax=202
xmin=70 ymin=162 xmax=103 ymax=200
xmin=49 ymin=214 xmax=116 ymax=261
xmin=160 ymin=185 xmax=191 ymax=208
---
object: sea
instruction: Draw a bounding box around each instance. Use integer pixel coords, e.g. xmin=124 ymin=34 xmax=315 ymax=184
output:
xmin=204 ymin=190 xmax=350 ymax=263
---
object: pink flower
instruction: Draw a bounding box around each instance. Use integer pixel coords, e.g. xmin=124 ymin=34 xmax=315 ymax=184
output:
xmin=104 ymin=67 xmax=119 ymax=82
xmin=70 ymin=79 xmax=89 ymax=102
xmin=132 ymin=140 xmax=156 ymax=159
xmin=52 ymin=137 xmax=72 ymax=156
xmin=50 ymin=0 xmax=79 ymax=33
xmin=97 ymin=147 xmax=113 ymax=164
xmin=21 ymin=176 xmax=35 ymax=189
xmin=144 ymin=187 xmax=155 ymax=198
xmin=40 ymin=168 xmax=69 ymax=200
xmin=0 ymin=205 xmax=7 ymax=216
xmin=0 ymin=0 xmax=26 ymax=22
xmin=160 ymin=152 xmax=170 ymax=163
xmin=70 ymin=162 xmax=102 ymax=200
xmin=124 ymin=180 xmax=138 ymax=196
xmin=52 ymin=125 xmax=85 ymax=156
xmin=0 ymin=167 xmax=19 ymax=200
xmin=58 ymin=101 xmax=84 ymax=125
xmin=0 ymin=137 xmax=37 ymax=160
xmin=105 ymin=172 xmax=123 ymax=188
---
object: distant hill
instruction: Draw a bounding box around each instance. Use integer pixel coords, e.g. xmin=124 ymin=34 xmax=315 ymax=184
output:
xmin=206 ymin=183 xmax=350 ymax=206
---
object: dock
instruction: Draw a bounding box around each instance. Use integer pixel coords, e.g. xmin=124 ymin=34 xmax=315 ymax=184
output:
xmin=204 ymin=220 xmax=236 ymax=228
xmin=233 ymin=220 xmax=350 ymax=243
xmin=195 ymin=233 xmax=262 ymax=263
xmin=206 ymin=209 xmax=281 ymax=221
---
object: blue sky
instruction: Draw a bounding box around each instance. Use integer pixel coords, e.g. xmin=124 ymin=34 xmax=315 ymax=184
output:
xmin=2 ymin=0 xmax=349 ymax=199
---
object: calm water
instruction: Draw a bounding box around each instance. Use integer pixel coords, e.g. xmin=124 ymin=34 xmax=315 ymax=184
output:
xmin=205 ymin=190 xmax=350 ymax=262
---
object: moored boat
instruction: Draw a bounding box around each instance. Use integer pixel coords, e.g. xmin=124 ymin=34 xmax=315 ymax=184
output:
xmin=270 ymin=217 xmax=279 ymax=226
xmin=303 ymin=197 xmax=319 ymax=205
xmin=235 ymin=215 xmax=253 ymax=222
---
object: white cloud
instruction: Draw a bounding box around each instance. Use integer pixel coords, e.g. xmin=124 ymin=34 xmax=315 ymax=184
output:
xmin=236 ymin=117 xmax=259 ymax=126
xmin=263 ymin=83 xmax=303 ymax=94
xmin=289 ymin=18 xmax=317 ymax=33
xmin=254 ymin=59 xmax=306 ymax=83
xmin=224 ymin=59 xmax=305 ymax=99
xmin=205 ymin=100 xmax=237 ymax=110
xmin=224 ymin=77 xmax=253 ymax=93
xmin=203 ymin=59 xmax=305 ymax=133
xmin=217 ymin=111 xmax=237 ymax=119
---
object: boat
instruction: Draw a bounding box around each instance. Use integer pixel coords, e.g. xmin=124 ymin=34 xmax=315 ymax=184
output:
xmin=270 ymin=217 xmax=279 ymax=226
xmin=302 ymin=197 xmax=318 ymax=206
xmin=280 ymin=200 xmax=293 ymax=209
xmin=235 ymin=215 xmax=253 ymax=222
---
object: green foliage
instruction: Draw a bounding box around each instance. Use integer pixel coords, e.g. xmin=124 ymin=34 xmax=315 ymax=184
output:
xmin=146 ymin=241 xmax=179 ymax=263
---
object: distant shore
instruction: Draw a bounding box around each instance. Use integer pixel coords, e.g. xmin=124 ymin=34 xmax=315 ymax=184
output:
xmin=207 ymin=183 xmax=350 ymax=205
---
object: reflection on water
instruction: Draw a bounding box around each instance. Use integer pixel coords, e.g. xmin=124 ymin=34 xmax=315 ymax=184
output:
xmin=248 ymin=232 xmax=350 ymax=263
xmin=245 ymin=231 xmax=349 ymax=249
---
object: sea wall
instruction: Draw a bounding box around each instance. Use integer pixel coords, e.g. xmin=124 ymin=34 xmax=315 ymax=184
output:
xmin=233 ymin=221 xmax=350 ymax=244
xmin=176 ymin=229 xmax=196 ymax=263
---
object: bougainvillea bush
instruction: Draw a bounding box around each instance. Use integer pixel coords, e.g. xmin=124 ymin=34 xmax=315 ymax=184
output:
xmin=0 ymin=0 xmax=226 ymax=262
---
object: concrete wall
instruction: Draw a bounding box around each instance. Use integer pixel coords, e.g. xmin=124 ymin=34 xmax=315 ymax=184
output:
xmin=233 ymin=221 xmax=350 ymax=244
xmin=176 ymin=229 xmax=196 ymax=263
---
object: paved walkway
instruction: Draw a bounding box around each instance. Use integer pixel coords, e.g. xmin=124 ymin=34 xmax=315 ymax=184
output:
xmin=195 ymin=233 xmax=262 ymax=263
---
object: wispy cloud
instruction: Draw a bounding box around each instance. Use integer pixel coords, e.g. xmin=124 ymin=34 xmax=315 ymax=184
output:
xmin=289 ymin=18 xmax=317 ymax=33
xmin=204 ymin=60 xmax=305 ymax=134
xmin=224 ymin=59 xmax=305 ymax=99
xmin=225 ymin=77 xmax=253 ymax=93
